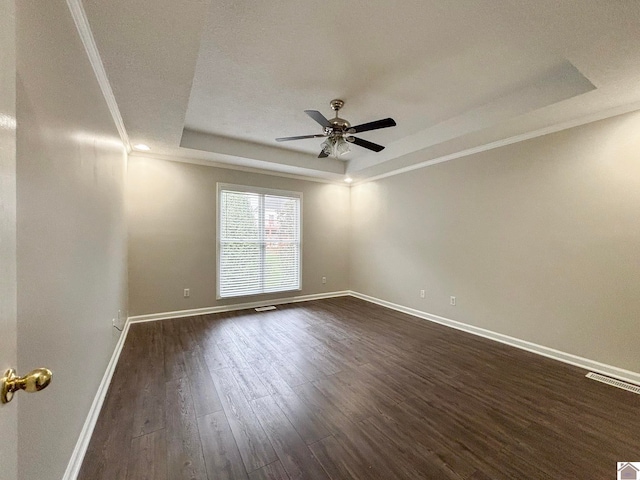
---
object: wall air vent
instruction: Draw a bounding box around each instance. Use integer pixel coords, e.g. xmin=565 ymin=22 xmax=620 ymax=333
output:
xmin=255 ymin=306 xmax=276 ymax=312
xmin=585 ymin=372 xmax=640 ymax=395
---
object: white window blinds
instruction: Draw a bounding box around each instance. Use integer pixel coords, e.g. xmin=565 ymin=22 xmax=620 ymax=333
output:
xmin=218 ymin=184 xmax=301 ymax=298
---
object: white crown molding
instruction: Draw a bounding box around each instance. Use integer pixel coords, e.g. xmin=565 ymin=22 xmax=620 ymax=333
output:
xmin=61 ymin=0 xmax=640 ymax=187
xmin=351 ymin=100 xmax=640 ymax=185
xmin=128 ymin=290 xmax=351 ymax=323
xmin=62 ymin=319 xmax=132 ymax=480
xmin=129 ymin=152 xmax=345 ymax=185
xmin=60 ymin=0 xmax=640 ymax=186
xmin=66 ymin=0 xmax=130 ymax=152
xmin=349 ymin=291 xmax=640 ymax=386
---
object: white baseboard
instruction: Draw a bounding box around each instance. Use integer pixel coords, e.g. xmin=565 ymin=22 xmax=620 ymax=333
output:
xmin=349 ymin=291 xmax=640 ymax=386
xmin=62 ymin=319 xmax=132 ymax=480
xmin=64 ymin=288 xmax=639 ymax=479
xmin=63 ymin=290 xmax=348 ymax=478
xmin=128 ymin=290 xmax=351 ymax=323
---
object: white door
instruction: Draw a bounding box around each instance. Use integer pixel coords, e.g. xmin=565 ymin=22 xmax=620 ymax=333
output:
xmin=0 ymin=1 xmax=17 ymax=479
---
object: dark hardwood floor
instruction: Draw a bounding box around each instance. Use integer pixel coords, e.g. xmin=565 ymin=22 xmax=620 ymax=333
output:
xmin=79 ymin=297 xmax=640 ymax=479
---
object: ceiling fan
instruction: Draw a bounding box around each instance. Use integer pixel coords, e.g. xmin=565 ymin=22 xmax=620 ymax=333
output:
xmin=275 ymin=99 xmax=396 ymax=158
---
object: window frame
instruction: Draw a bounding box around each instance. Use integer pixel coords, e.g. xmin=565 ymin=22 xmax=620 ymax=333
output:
xmin=216 ymin=182 xmax=303 ymax=299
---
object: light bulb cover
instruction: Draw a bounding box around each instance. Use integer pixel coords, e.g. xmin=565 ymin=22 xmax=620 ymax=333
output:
xmin=321 ymin=139 xmax=333 ymax=156
xmin=335 ymin=138 xmax=350 ymax=156
xmin=320 ymin=137 xmax=350 ymax=157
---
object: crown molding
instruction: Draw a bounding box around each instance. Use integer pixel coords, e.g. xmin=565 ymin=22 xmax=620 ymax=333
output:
xmin=63 ymin=0 xmax=640 ymax=187
xmin=129 ymin=151 xmax=349 ymax=185
xmin=66 ymin=0 xmax=130 ymax=152
xmin=351 ymin=100 xmax=640 ymax=185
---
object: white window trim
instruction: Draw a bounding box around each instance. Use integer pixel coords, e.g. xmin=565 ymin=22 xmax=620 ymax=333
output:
xmin=216 ymin=182 xmax=303 ymax=299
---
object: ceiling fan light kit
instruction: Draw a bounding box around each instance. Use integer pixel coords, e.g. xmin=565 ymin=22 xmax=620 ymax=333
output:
xmin=321 ymin=136 xmax=350 ymax=157
xmin=275 ymin=99 xmax=396 ymax=158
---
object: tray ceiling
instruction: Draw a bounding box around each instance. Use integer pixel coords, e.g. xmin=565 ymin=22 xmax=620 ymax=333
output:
xmin=83 ymin=0 xmax=640 ymax=182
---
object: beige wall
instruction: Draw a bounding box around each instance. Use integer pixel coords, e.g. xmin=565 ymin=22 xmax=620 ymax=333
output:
xmin=350 ymin=110 xmax=640 ymax=372
xmin=16 ymin=1 xmax=128 ymax=479
xmin=127 ymin=157 xmax=350 ymax=316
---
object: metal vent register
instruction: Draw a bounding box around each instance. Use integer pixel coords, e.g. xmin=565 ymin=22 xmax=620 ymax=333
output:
xmin=586 ymin=372 xmax=640 ymax=395
xmin=255 ymin=306 xmax=276 ymax=312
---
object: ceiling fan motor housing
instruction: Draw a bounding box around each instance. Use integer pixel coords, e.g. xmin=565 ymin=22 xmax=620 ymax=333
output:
xmin=328 ymin=99 xmax=350 ymax=136
xmin=328 ymin=117 xmax=350 ymax=133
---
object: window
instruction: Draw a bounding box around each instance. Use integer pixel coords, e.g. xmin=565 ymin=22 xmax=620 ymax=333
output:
xmin=217 ymin=183 xmax=301 ymax=298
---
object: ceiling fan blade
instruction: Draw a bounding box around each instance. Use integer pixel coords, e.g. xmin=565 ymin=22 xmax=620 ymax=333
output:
xmin=348 ymin=117 xmax=396 ymax=134
xmin=275 ymin=134 xmax=326 ymax=142
xmin=304 ymin=110 xmax=331 ymax=128
xmin=350 ymin=136 xmax=385 ymax=152
xmin=318 ymin=150 xmax=329 ymax=158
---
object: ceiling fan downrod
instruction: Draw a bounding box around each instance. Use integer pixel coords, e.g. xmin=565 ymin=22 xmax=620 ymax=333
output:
xmin=327 ymin=99 xmax=351 ymax=132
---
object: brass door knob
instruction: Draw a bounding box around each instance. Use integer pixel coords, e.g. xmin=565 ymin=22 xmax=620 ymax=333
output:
xmin=1 ymin=368 xmax=52 ymax=404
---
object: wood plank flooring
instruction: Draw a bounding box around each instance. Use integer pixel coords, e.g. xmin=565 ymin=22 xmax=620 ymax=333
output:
xmin=79 ymin=297 xmax=640 ymax=479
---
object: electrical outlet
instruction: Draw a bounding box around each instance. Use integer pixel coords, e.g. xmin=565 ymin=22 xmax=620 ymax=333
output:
xmin=322 ymin=276 xmax=327 ymax=284
xmin=450 ymin=296 xmax=456 ymax=306
xmin=184 ymin=288 xmax=190 ymax=298
xmin=112 ymin=317 xmax=122 ymax=332
xmin=420 ymin=289 xmax=425 ymax=298
xmin=112 ymin=310 xmax=125 ymax=330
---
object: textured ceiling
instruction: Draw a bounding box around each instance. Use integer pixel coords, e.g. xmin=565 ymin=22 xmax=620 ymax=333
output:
xmin=84 ymin=0 xmax=640 ymax=182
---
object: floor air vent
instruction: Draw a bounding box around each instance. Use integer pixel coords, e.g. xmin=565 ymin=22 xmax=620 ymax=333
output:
xmin=255 ymin=306 xmax=276 ymax=312
xmin=586 ymin=372 xmax=640 ymax=395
